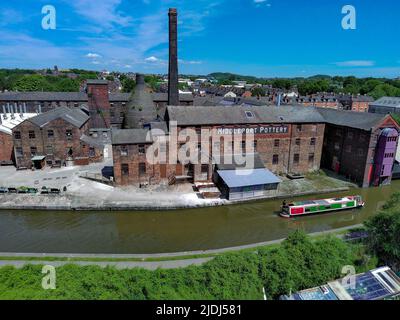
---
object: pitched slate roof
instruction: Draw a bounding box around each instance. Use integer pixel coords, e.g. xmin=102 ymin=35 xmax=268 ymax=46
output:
xmin=316 ymin=108 xmax=389 ymax=131
xmin=166 ymin=105 xmax=392 ymax=131
xmin=27 ymin=106 xmax=89 ymax=128
xmin=166 ymin=105 xmax=326 ymax=126
xmin=370 ymin=96 xmax=400 ymax=108
xmin=0 ymin=92 xmax=131 ymax=102
xmin=152 ymin=92 xmax=194 ymax=102
xmin=111 ymin=128 xmax=153 ymax=145
xmin=86 ymin=79 xmax=108 ymax=85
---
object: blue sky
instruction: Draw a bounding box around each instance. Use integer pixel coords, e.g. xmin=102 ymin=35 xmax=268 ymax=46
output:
xmin=0 ymin=0 xmax=399 ymax=78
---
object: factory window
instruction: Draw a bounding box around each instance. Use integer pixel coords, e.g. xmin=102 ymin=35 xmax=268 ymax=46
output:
xmin=29 ymin=131 xmax=36 ymax=139
xmin=241 ymin=140 xmax=246 ymax=152
xmin=14 ymin=131 xmax=21 ymax=140
xmin=30 ymin=147 xmax=37 ymax=156
xmin=46 ymin=146 xmax=53 ymax=155
xmin=272 ymin=154 xmax=279 ymax=165
xmin=201 ymin=164 xmax=209 ymax=174
xmin=293 ymin=154 xmax=300 ymax=165
xmin=121 ymin=164 xmax=129 ymax=176
xmin=66 ymin=129 xmax=73 ymax=139
xmin=311 ymin=125 xmax=317 ymax=132
xmin=138 ymin=144 xmax=145 ymax=154
xmin=15 ymin=147 xmax=23 ymax=158
xmin=308 ymin=153 xmax=315 ymax=164
xmin=310 ymin=138 xmax=316 ymax=146
xmin=274 ymin=139 xmax=280 ymax=147
xmin=348 ymin=131 xmax=354 ymax=139
xmin=120 ymin=146 xmax=128 ymax=156
xmin=89 ymin=147 xmax=95 ymax=157
xmin=139 ymin=163 xmax=146 ymax=175
xmin=245 ymin=111 xmax=254 ymax=118
xmin=296 ymin=124 xmax=302 ymax=132
xmin=295 ymin=138 xmax=301 ymax=146
xmin=47 ymin=130 xmax=54 ymax=138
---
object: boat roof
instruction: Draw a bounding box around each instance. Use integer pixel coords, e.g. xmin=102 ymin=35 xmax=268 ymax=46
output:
xmin=291 ymin=196 xmax=356 ymax=206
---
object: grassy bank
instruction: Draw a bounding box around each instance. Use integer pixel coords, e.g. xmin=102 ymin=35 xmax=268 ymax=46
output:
xmin=0 ymin=231 xmax=376 ymax=300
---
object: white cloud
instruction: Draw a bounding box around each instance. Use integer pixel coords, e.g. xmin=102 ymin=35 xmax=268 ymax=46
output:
xmin=86 ymin=53 xmax=102 ymax=58
xmin=179 ymin=59 xmax=202 ymax=65
xmin=335 ymin=60 xmax=375 ymax=67
xmin=253 ymin=0 xmax=271 ymax=7
xmin=66 ymin=0 xmax=132 ymax=29
xmin=145 ymin=56 xmax=160 ymax=62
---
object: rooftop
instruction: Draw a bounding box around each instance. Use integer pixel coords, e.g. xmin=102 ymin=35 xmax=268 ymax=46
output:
xmin=370 ymin=96 xmax=400 ymax=108
xmin=316 ymin=107 xmax=389 ymax=131
xmin=166 ymin=105 xmax=393 ymax=131
xmin=0 ymin=113 xmax=37 ymax=135
xmin=217 ymin=168 xmax=281 ymax=188
xmin=111 ymin=128 xmax=153 ymax=145
xmin=281 ymin=266 xmax=400 ymax=301
xmin=26 ymin=106 xmax=89 ymax=128
xmin=0 ymin=92 xmax=131 ymax=102
xmin=167 ymin=105 xmax=326 ymax=126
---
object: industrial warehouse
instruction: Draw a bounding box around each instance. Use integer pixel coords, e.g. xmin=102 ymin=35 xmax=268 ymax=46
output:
xmin=111 ymin=105 xmax=400 ymax=194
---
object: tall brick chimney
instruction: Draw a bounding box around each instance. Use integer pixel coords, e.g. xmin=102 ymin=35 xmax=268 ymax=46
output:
xmin=86 ymin=79 xmax=111 ymax=129
xmin=168 ymin=8 xmax=179 ymax=106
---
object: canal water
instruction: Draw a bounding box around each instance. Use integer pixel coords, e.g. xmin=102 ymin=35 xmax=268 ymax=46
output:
xmin=0 ymin=180 xmax=399 ymax=254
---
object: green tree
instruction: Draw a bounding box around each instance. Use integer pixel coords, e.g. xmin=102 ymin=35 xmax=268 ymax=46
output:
xmin=122 ymin=78 xmax=136 ymax=93
xmin=13 ymin=75 xmax=53 ymax=91
xmin=365 ymin=192 xmax=400 ymax=271
xmin=251 ymin=87 xmax=266 ymax=97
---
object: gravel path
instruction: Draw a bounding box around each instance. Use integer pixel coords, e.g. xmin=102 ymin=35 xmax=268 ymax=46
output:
xmin=0 ymin=257 xmax=213 ymax=270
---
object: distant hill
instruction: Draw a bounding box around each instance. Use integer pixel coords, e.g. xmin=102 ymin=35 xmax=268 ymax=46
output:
xmin=208 ymin=72 xmax=261 ymax=83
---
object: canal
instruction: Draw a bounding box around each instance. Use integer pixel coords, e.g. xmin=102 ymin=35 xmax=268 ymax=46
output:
xmin=0 ymin=180 xmax=399 ymax=254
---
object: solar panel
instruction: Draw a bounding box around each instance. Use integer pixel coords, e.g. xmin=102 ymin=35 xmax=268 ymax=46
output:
xmin=345 ymin=272 xmax=391 ymax=300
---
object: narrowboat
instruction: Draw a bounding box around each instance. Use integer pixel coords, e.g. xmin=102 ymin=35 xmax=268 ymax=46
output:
xmin=280 ymin=195 xmax=364 ymax=218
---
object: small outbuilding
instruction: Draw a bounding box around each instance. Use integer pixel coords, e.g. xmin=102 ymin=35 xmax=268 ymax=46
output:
xmin=213 ymin=153 xmax=281 ymax=200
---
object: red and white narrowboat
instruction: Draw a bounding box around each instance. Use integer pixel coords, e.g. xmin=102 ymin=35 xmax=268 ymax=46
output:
xmin=280 ymin=195 xmax=365 ymax=218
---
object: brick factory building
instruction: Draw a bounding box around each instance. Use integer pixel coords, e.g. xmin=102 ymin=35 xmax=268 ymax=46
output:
xmin=0 ymin=87 xmax=130 ymax=129
xmin=111 ymin=105 xmax=399 ymax=189
xmin=0 ymin=112 xmax=37 ymax=165
xmin=11 ymin=106 xmax=104 ymax=169
xmin=111 ymin=105 xmax=326 ymax=187
xmin=320 ymin=108 xmax=400 ymax=187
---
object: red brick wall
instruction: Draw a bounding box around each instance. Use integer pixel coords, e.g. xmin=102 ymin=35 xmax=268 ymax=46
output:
xmin=87 ymin=84 xmax=111 ymax=129
xmin=351 ymin=101 xmax=369 ymax=112
xmin=112 ymin=122 xmax=326 ymax=186
xmin=12 ymin=118 xmax=91 ymax=168
xmin=0 ymin=131 xmax=14 ymax=162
